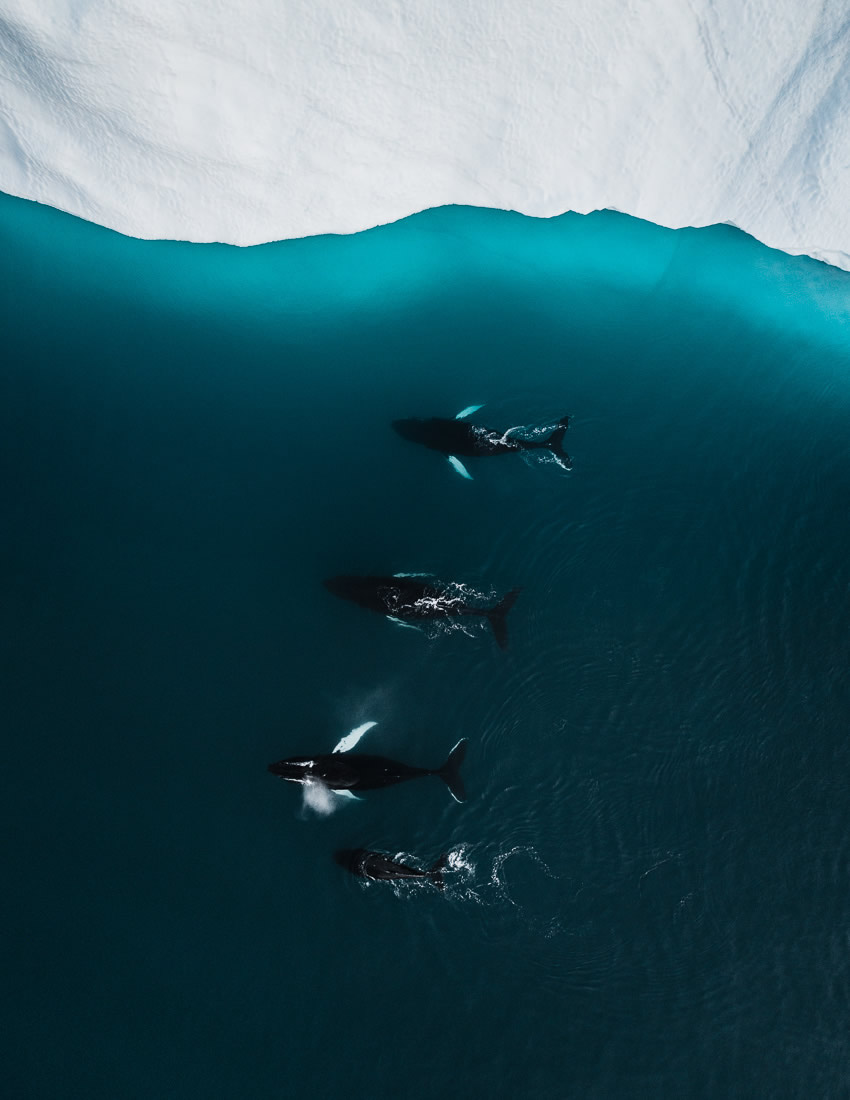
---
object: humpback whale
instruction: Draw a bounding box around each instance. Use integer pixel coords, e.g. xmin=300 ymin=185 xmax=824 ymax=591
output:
xmin=392 ymin=406 xmax=572 ymax=479
xmin=335 ymin=849 xmax=449 ymax=891
xmin=323 ymin=574 xmax=521 ymax=648
xmin=268 ymin=737 xmax=468 ymax=802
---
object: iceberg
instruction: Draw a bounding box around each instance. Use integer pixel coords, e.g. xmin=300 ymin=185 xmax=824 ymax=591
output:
xmin=1 ymin=0 xmax=848 ymax=267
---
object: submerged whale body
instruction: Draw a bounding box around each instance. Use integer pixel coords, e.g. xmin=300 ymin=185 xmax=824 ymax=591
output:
xmin=323 ymin=574 xmax=521 ymax=648
xmin=392 ymin=409 xmax=571 ymax=478
xmin=335 ymin=849 xmax=449 ymax=891
xmin=268 ymin=738 xmax=468 ymax=802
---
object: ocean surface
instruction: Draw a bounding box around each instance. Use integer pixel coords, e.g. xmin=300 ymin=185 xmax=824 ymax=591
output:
xmin=2 ymin=192 xmax=850 ymax=1098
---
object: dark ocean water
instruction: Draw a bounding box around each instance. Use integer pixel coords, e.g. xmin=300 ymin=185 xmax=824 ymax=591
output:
xmin=2 ymin=192 xmax=850 ymax=1098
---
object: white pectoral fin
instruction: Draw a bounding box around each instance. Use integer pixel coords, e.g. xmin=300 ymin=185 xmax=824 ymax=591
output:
xmin=448 ymin=455 xmax=473 ymax=480
xmin=333 ymin=720 xmax=378 ymax=754
xmin=455 ymin=404 xmax=484 ymax=420
xmin=333 ymin=789 xmax=361 ymax=801
xmin=386 ymin=615 xmax=423 ymax=631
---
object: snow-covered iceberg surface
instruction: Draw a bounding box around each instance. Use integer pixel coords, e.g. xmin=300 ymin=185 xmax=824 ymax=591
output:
xmin=1 ymin=0 xmax=849 ymax=267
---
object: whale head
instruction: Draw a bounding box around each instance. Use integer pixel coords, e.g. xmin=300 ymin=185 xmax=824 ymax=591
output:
xmin=323 ymin=575 xmax=359 ymax=600
xmin=392 ymin=418 xmax=432 ymax=445
xmin=267 ymin=757 xmax=314 ymax=781
xmin=334 ymin=849 xmax=359 ymax=871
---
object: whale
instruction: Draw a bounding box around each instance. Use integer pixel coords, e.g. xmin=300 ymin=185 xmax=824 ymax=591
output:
xmin=323 ymin=574 xmax=521 ymax=648
xmin=335 ymin=849 xmax=449 ymax=891
xmin=268 ymin=737 xmax=468 ymax=802
xmin=392 ymin=405 xmax=572 ymax=479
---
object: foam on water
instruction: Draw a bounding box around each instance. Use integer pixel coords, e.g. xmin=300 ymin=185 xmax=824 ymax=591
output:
xmin=300 ymin=779 xmax=340 ymax=817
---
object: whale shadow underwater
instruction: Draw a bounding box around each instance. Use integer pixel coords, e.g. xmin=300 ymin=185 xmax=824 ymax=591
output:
xmin=392 ymin=405 xmax=572 ymax=479
xmin=323 ymin=574 xmax=521 ymax=649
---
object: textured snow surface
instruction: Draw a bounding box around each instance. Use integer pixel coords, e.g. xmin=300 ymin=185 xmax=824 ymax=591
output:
xmin=1 ymin=0 xmax=849 ymax=265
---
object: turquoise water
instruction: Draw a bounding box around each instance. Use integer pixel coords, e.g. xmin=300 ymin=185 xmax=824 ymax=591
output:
xmin=3 ymin=191 xmax=850 ymax=1098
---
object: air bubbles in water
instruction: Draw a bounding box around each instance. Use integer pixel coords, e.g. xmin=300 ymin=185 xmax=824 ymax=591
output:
xmin=300 ymin=779 xmax=339 ymax=817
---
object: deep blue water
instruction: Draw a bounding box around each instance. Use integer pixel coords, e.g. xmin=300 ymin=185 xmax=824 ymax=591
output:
xmin=3 ymin=192 xmax=850 ymax=1098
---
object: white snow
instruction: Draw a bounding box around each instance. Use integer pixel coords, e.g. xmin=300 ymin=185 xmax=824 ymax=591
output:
xmin=0 ymin=0 xmax=848 ymax=267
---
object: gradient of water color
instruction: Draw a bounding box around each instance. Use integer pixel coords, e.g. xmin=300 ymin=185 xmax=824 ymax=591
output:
xmin=2 ymin=192 xmax=850 ymax=1098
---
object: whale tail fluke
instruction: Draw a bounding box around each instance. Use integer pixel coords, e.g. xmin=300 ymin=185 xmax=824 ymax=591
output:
xmin=428 ymin=854 xmax=449 ymax=891
xmin=543 ymin=415 xmax=572 ymax=468
xmin=437 ymin=738 xmax=468 ymax=803
xmin=486 ymin=587 xmax=521 ymax=649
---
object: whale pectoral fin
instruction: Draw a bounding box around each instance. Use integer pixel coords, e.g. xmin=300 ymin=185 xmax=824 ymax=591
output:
xmin=386 ymin=615 xmax=423 ymax=631
xmin=455 ymin=404 xmax=484 ymax=420
xmin=332 ymin=720 xmax=378 ymax=754
xmin=333 ymin=789 xmax=361 ymax=801
xmin=448 ymin=455 xmax=473 ymax=480
xmin=550 ymin=451 xmax=572 ymax=472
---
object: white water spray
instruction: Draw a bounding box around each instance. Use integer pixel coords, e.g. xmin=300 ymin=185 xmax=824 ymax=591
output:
xmin=300 ymin=779 xmax=339 ymax=817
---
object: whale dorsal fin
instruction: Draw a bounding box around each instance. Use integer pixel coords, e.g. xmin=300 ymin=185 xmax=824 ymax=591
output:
xmin=448 ymin=455 xmax=473 ymax=480
xmin=333 ymin=720 xmax=377 ymax=754
xmin=455 ymin=404 xmax=484 ymax=419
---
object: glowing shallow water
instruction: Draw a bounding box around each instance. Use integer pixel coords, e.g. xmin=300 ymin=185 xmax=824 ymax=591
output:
xmin=2 ymin=194 xmax=850 ymax=1097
